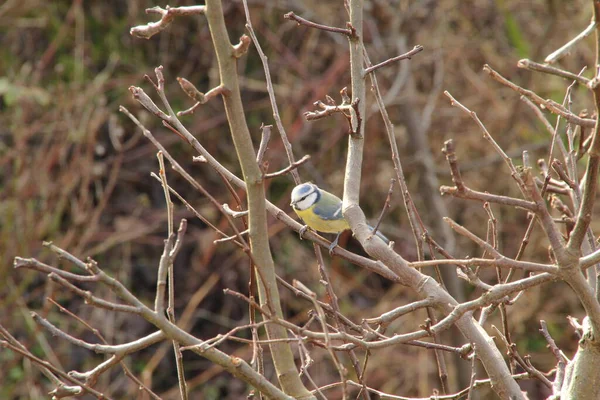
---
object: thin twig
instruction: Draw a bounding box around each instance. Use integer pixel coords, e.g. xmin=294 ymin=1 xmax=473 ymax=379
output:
xmin=312 ymin=243 xmax=370 ymax=399
xmin=46 ymin=299 xmax=162 ymax=399
xmin=483 ymin=64 xmax=595 ymax=128
xmin=368 ymin=178 xmax=394 ymax=240
xmin=444 ymin=90 xmax=527 ymax=192
xmin=284 ymin=11 xmax=355 ymax=37
xmin=518 ymin=59 xmax=590 ymax=85
xmin=159 ymin=149 xmax=189 ymax=400
xmin=364 ymin=45 xmax=424 ymax=75
xmin=244 ymin=2 xmax=302 ymax=185
xmin=493 ymin=326 xmax=553 ymax=388
xmin=540 ymin=320 xmax=568 ymax=395
xmin=264 ymin=155 xmax=311 ymax=179
xmin=294 ymin=280 xmax=348 ymax=399
xmin=0 ymin=339 xmax=112 ymax=399
xmin=177 ymin=82 xmax=228 ymax=116
xmin=545 ymin=20 xmax=597 ymax=64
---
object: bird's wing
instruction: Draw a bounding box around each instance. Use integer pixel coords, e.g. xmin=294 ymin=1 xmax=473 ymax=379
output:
xmin=312 ymin=192 xmax=344 ymax=221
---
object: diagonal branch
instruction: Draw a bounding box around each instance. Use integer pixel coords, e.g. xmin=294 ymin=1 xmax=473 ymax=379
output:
xmin=364 ymin=45 xmax=424 ymax=75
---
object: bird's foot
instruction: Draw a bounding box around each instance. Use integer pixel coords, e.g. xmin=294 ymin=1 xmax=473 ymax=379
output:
xmin=298 ymin=225 xmax=309 ymax=240
xmin=328 ymin=232 xmax=342 ymax=256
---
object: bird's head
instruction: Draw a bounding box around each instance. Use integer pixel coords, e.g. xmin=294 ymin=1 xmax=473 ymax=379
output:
xmin=290 ymin=183 xmax=320 ymax=211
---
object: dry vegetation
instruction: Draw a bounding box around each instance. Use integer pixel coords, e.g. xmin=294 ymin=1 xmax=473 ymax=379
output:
xmin=1 ymin=1 xmax=599 ymax=399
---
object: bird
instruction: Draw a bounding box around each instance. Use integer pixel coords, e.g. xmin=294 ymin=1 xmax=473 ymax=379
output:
xmin=290 ymin=182 xmax=389 ymax=253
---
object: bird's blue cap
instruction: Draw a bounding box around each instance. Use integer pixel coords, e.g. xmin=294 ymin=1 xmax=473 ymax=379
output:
xmin=290 ymin=183 xmax=318 ymax=205
xmin=292 ymin=183 xmax=315 ymax=196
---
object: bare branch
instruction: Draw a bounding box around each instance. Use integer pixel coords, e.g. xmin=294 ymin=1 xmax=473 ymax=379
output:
xmin=243 ymin=2 xmax=302 ymax=185
xmin=32 ymin=312 xmax=165 ymax=355
xmin=545 ymin=20 xmax=597 ymax=64
xmin=444 ymin=91 xmax=527 ymax=191
xmin=48 ymin=273 xmax=141 ymax=314
xmin=368 ymin=178 xmax=394 ymax=241
xmin=483 ymin=64 xmax=595 ymax=128
xmin=14 ymin=257 xmax=99 ymax=282
xmin=364 ymin=45 xmax=424 ymax=75
xmin=232 ymin=34 xmax=251 ymax=58
xmin=130 ymin=5 xmax=206 ymax=39
xmin=518 ymin=59 xmax=590 ymax=85
xmin=223 ymin=203 xmax=249 ymax=218
xmin=0 ymin=338 xmax=110 ymax=399
xmin=264 ymin=155 xmax=311 ymax=179
xmin=284 ymin=11 xmax=355 ymax=37
xmin=256 ymin=124 xmax=272 ymax=167
xmin=177 ymin=82 xmax=228 ymax=116
xmin=440 ymin=185 xmax=537 ymax=211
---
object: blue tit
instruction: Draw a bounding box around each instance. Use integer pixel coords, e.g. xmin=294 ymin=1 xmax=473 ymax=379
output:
xmin=290 ymin=183 xmax=389 ymax=253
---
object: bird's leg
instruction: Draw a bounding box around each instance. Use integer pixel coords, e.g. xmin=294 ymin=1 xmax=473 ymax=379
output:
xmin=328 ymin=232 xmax=342 ymax=256
xmin=299 ymin=225 xmax=309 ymax=240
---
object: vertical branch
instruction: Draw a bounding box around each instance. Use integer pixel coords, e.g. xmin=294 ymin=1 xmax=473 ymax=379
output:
xmin=294 ymin=280 xmax=348 ymax=399
xmin=365 ymin=56 xmax=424 ymax=257
xmin=342 ymin=0 xmax=365 ymax=209
xmin=243 ymin=4 xmax=364 ymax=396
xmin=339 ymin=2 xmax=524 ymax=398
xmin=313 ymin=244 xmax=370 ymax=400
xmin=241 ymin=0 xmax=300 ymax=186
xmin=568 ymin=1 xmax=600 ymax=253
xmin=203 ymin=1 xmax=313 ymax=398
xmin=156 ymin=152 xmax=188 ymax=400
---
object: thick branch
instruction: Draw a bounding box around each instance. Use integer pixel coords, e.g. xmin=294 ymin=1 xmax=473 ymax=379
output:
xmin=339 ymin=1 xmax=526 ymax=398
xmin=204 ymin=1 xmax=312 ymax=397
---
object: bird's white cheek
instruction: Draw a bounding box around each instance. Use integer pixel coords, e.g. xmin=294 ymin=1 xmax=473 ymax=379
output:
xmin=295 ymin=192 xmax=318 ymax=210
xmin=295 ymin=198 xmax=312 ymax=211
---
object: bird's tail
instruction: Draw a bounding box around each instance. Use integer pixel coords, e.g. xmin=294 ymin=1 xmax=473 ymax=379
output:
xmin=367 ymin=224 xmax=390 ymax=244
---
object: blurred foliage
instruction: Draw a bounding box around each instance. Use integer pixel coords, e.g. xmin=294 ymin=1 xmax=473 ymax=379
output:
xmin=0 ymin=0 xmax=597 ymax=399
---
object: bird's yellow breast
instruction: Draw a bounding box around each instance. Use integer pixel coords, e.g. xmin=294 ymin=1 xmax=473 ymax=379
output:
xmin=294 ymin=206 xmax=350 ymax=234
